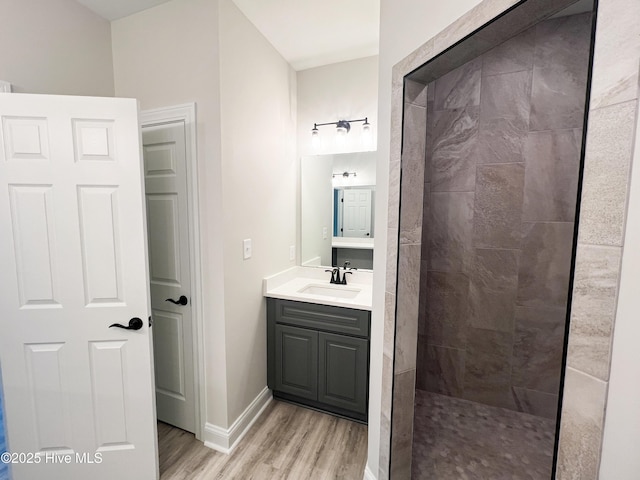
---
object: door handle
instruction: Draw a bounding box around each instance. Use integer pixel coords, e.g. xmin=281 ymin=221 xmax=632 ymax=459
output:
xmin=109 ymin=317 xmax=144 ymax=330
xmin=165 ymin=295 xmax=188 ymax=306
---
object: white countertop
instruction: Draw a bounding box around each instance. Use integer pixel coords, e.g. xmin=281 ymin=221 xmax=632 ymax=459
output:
xmin=263 ymin=266 xmax=373 ymax=311
xmin=332 ymin=237 xmax=374 ymax=250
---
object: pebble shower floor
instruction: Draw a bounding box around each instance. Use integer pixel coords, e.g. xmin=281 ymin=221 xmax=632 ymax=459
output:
xmin=412 ymin=390 xmax=555 ymax=479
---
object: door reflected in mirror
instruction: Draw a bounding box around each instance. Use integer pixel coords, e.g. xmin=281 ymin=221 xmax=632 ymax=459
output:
xmin=301 ymin=151 xmax=376 ymax=270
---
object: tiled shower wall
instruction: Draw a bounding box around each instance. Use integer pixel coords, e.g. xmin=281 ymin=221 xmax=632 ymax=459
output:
xmin=416 ymin=13 xmax=592 ymax=419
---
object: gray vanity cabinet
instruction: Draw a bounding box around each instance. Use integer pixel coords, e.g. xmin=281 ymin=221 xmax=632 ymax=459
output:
xmin=318 ymin=332 xmax=368 ymax=414
xmin=274 ymin=324 xmax=318 ymax=400
xmin=267 ymin=298 xmax=370 ymax=422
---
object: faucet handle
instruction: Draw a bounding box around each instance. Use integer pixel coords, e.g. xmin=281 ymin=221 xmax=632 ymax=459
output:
xmin=326 ymin=268 xmax=340 ymax=284
xmin=342 ymin=261 xmax=357 ymax=271
xmin=341 ymin=271 xmax=353 ymax=285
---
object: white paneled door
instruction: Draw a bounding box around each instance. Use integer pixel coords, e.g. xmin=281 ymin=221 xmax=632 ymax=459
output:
xmin=0 ymin=94 xmax=158 ymax=480
xmin=342 ymin=189 xmax=372 ymax=238
xmin=142 ymin=122 xmax=195 ymax=434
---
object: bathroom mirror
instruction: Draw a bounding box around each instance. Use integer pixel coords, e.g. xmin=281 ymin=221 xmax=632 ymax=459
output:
xmin=301 ymin=151 xmax=376 ymax=270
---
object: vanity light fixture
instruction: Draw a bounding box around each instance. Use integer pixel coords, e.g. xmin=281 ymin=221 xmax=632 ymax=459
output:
xmin=332 ymin=171 xmax=357 ymax=178
xmin=311 ymin=117 xmax=371 ymax=141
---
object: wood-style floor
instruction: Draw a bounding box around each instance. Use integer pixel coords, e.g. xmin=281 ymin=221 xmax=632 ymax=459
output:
xmin=158 ymin=399 xmax=368 ymax=479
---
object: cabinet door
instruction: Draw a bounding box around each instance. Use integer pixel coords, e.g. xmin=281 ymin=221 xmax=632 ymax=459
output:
xmin=318 ymin=332 xmax=368 ymax=415
xmin=275 ymin=324 xmax=318 ymax=401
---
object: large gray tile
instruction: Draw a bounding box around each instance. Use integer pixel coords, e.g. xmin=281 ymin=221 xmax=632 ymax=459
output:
xmin=385 ymin=227 xmax=398 ymax=295
xmin=512 ymin=387 xmax=559 ymax=419
xmin=430 ymin=106 xmax=479 ymax=192
xmin=512 ymin=306 xmax=566 ymax=393
xmin=522 ymin=129 xmax=582 ymax=222
xmin=589 ymin=0 xmax=640 ymax=109
xmin=418 ymin=185 xmax=430 ymax=337
xmin=482 ymin=26 xmax=536 ymax=76
xmin=415 ymin=335 xmax=429 ymax=391
xmin=390 ymin=369 xmax=416 ymax=479
xmin=424 ymin=98 xmax=435 ymax=184
xmin=395 ymin=244 xmax=421 ymax=373
xmin=469 ymin=248 xmax=519 ymax=332
xmin=379 ymin=353 xmax=393 ymax=480
xmin=419 ymin=182 xmax=431 ymax=263
xmin=529 ymin=14 xmax=591 ymax=131
xmin=556 ymin=368 xmax=607 ymax=480
xmin=429 ymin=192 xmax=475 ymax=273
xmin=404 ymin=78 xmax=428 ymax=107
xmin=399 ymin=107 xmax=426 ymax=245
xmin=417 ymin=260 xmax=428 ymax=338
xmin=424 ymin=345 xmax=465 ymax=397
xmin=425 ymin=271 xmax=469 ymax=348
xmin=567 ymin=245 xmax=622 ymax=381
xmin=533 ymin=13 xmax=592 ymax=71
xmin=390 ymin=75 xmax=405 ymax=167
xmin=387 ymin=159 xmax=401 ymax=230
xmin=427 ymin=81 xmax=435 ymax=102
xmin=384 ymin=292 xmax=396 ymax=359
xmin=473 ymin=163 xmax=525 ymax=249
xmin=464 ymin=328 xmax=515 ymax=410
xmin=477 ymin=117 xmax=528 ymax=165
xmin=382 ymin=351 xmax=394 ymax=417
xmin=578 ymin=101 xmax=637 ymax=246
xmin=431 ymin=0 xmax=521 ymax=56
xmin=401 ymin=102 xmax=427 ymax=168
xmin=434 ymin=56 xmax=482 ymax=111
xmin=517 ymin=222 xmax=574 ymax=308
xmin=480 ymin=69 xmax=532 ymax=126
xmin=394 ymin=37 xmax=435 ymax=84
xmin=378 ymin=411 xmax=391 ymax=480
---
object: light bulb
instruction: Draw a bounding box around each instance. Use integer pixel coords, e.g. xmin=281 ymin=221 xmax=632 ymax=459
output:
xmin=362 ymin=120 xmax=373 ymax=149
xmin=311 ymin=126 xmax=320 ymax=149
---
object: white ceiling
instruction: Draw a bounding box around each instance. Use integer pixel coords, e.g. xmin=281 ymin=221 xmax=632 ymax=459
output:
xmin=74 ymin=0 xmax=380 ymax=72
xmin=231 ymin=0 xmax=380 ymax=71
xmin=74 ymin=0 xmax=174 ymax=21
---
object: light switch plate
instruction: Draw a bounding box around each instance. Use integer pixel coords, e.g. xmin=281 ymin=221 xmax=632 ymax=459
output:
xmin=243 ymin=238 xmax=252 ymax=259
xmin=322 ymin=227 xmax=328 ymax=240
xmin=289 ymin=245 xmax=295 ymax=261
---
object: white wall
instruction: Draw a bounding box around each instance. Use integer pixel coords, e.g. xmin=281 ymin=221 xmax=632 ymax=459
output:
xmin=0 ymin=0 xmax=114 ymax=96
xmin=218 ymin=0 xmax=297 ymax=424
xmin=112 ymin=0 xmax=297 ymax=429
xmin=112 ymin=0 xmax=228 ymax=427
xmin=297 ymin=56 xmax=379 ymax=157
xmin=368 ymin=0 xmax=482 ymax=476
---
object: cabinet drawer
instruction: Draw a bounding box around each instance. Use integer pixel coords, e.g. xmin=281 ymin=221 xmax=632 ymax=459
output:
xmin=270 ymin=298 xmax=370 ymax=337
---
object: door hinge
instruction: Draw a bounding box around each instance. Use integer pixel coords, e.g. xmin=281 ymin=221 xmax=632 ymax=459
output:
xmin=148 ymin=316 xmax=153 ymax=327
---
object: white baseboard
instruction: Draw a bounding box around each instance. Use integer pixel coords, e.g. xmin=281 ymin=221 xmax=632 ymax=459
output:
xmin=363 ymin=463 xmax=377 ymax=480
xmin=203 ymin=387 xmax=272 ymax=454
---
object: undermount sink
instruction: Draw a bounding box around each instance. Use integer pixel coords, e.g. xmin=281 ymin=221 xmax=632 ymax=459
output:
xmin=297 ymin=283 xmax=361 ymax=299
